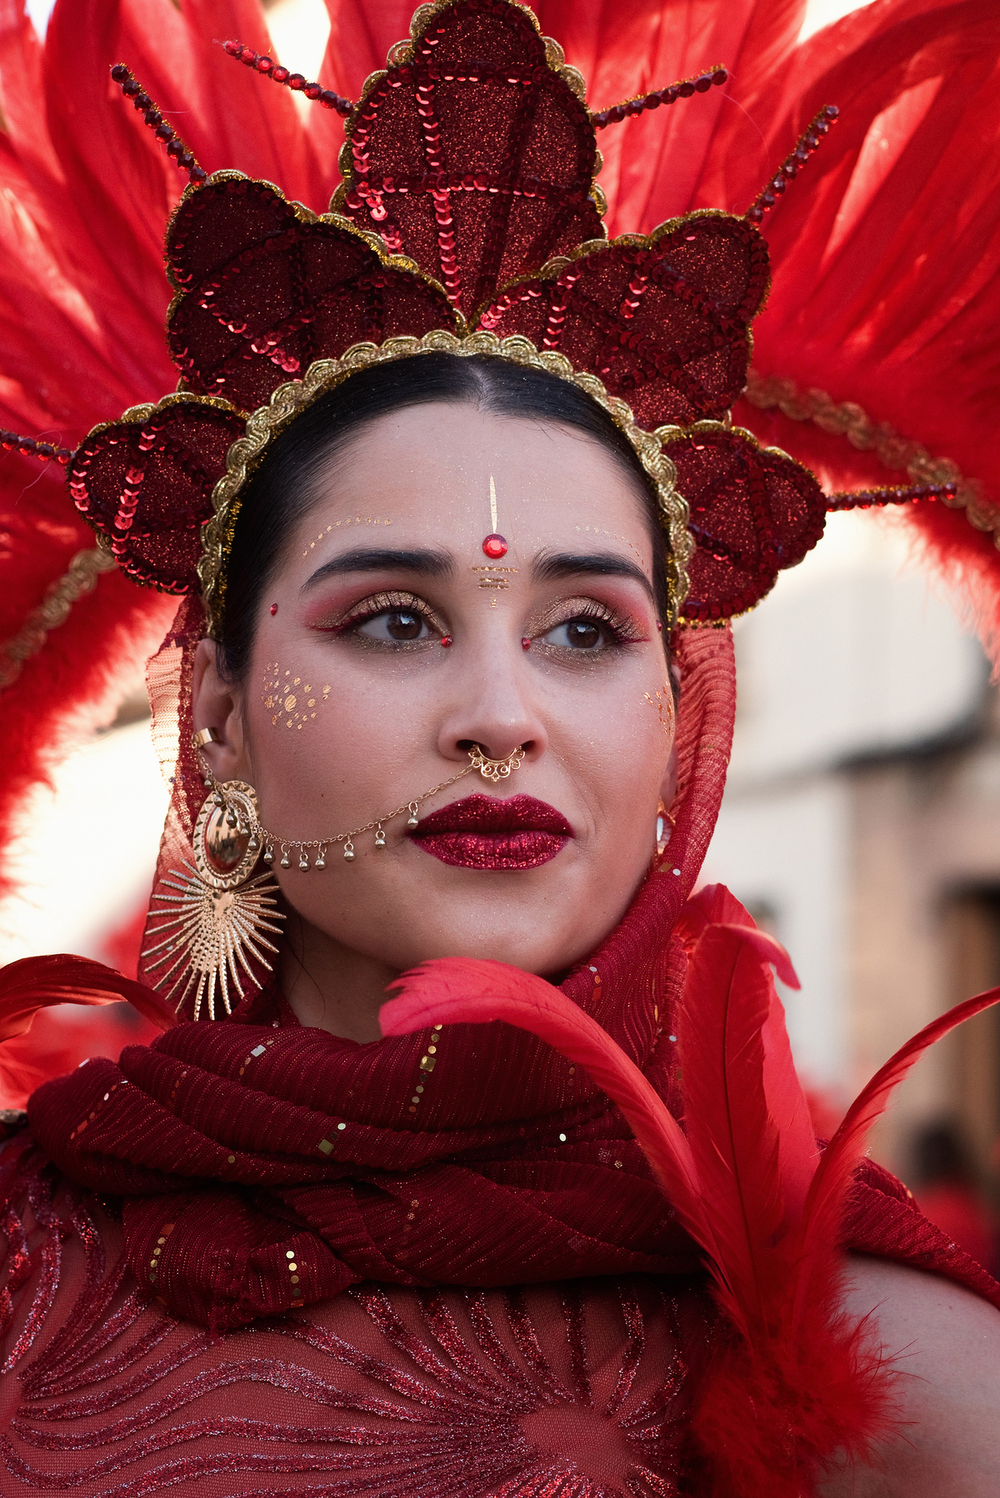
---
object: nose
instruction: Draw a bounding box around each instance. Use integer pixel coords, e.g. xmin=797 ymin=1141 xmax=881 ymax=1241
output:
xmin=436 ymin=636 xmax=547 ymax=767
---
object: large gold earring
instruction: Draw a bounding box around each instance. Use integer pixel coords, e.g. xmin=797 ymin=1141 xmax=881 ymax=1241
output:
xmin=142 ymin=780 xmax=284 ymax=1022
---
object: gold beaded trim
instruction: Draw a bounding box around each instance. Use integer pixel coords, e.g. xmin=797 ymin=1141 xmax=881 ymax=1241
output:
xmin=744 ymin=368 xmax=999 ymax=546
xmin=0 ymin=546 xmax=117 ymax=692
xmin=198 ymin=330 xmax=692 ymax=633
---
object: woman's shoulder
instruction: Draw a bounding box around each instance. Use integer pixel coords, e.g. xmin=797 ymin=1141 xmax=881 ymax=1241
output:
xmin=819 ymin=1255 xmax=1000 ymax=1496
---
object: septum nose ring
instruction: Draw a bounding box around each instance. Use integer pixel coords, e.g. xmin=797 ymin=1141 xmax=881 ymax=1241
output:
xmin=468 ymin=744 xmax=525 ymax=783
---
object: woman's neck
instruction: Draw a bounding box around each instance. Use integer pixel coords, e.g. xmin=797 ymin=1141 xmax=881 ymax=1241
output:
xmin=278 ymin=912 xmax=399 ymax=1042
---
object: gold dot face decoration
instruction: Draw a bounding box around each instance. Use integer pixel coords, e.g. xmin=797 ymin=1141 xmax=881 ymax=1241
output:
xmin=263 ymin=665 xmax=331 ymax=730
xmin=301 ymin=516 xmax=392 ymax=559
xmin=644 ymin=687 xmax=674 ymax=741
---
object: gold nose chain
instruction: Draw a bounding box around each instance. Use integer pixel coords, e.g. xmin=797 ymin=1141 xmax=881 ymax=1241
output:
xmin=197 ymin=742 xmax=525 ymax=870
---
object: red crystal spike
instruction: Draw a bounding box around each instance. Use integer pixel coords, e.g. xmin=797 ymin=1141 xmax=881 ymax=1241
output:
xmin=826 ymin=483 xmax=957 ymax=511
xmin=110 ymin=65 xmax=206 ymax=184
xmin=221 ymin=40 xmax=353 ymax=116
xmin=0 ymin=430 xmax=73 ymax=465
xmin=590 ymin=66 xmax=728 ymax=129
xmin=745 ymin=105 xmax=839 ymax=224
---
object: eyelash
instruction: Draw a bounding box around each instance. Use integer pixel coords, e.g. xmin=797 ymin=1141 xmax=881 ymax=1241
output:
xmin=533 ymin=599 xmax=648 ymax=650
xmin=311 ymin=592 xmax=647 ymax=651
xmin=319 ymin=590 xmax=447 ymax=641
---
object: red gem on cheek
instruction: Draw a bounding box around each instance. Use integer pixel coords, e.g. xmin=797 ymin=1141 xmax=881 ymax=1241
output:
xmin=270 ymin=603 xmax=278 ymax=616
xmin=440 ymin=635 xmax=453 ymax=648
xmin=482 ymin=534 xmax=507 ymax=559
xmin=521 ymin=637 xmax=531 ymax=650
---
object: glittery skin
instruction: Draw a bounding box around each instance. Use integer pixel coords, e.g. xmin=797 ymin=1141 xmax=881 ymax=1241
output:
xmin=0 ymin=1149 xmax=705 ymax=1497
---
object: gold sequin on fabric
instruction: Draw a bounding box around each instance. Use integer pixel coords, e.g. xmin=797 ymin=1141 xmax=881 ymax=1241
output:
xmin=409 ymin=1024 xmax=444 ymax=1117
xmin=0 ymin=546 xmax=116 ymax=691
xmin=262 ymin=664 xmax=332 ymax=729
xmin=302 ymin=516 xmax=392 ymax=559
xmin=199 ymin=332 xmax=691 ymax=634
xmin=743 ymin=368 xmax=998 ymax=543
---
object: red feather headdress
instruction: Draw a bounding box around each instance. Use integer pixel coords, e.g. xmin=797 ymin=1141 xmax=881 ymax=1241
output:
xmin=2 ymin=0 xmax=998 ymax=895
xmin=4 ymin=0 xmax=962 ymax=637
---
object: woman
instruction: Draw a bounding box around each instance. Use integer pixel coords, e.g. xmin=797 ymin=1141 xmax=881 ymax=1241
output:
xmin=2 ymin=0 xmax=1000 ymax=1493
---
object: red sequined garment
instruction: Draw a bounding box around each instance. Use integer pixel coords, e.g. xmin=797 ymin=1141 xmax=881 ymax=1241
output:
xmin=0 ymin=1169 xmax=709 ymax=1497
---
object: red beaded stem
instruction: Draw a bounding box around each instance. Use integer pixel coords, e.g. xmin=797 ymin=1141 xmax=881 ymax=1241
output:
xmin=826 ymin=482 xmax=957 ymax=511
xmin=591 ymin=65 xmax=727 ymax=128
xmin=0 ymin=429 xmax=73 ymax=465
xmin=110 ymin=65 xmax=207 ymax=184
xmin=221 ymin=40 xmax=353 ymax=115
xmin=745 ymin=104 xmax=839 ymax=224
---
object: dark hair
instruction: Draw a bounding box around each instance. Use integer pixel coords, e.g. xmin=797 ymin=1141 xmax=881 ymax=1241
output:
xmin=218 ymin=353 xmax=670 ymax=681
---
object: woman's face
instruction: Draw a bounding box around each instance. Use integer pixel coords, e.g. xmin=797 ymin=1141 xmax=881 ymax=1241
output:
xmin=196 ymin=400 xmax=676 ymax=994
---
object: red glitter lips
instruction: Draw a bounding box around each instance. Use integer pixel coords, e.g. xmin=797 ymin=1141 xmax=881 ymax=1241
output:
xmin=409 ymin=794 xmax=572 ymax=870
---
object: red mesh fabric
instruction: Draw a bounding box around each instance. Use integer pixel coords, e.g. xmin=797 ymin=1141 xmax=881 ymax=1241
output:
xmin=25 ymin=627 xmax=736 ymax=1331
xmin=0 ymin=1135 xmax=997 ymax=1495
xmin=0 ymin=1150 xmax=715 ymax=1496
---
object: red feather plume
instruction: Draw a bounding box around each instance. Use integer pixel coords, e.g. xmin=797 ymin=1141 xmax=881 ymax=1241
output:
xmin=381 ymin=885 xmax=1000 ymax=1494
xmin=0 ymin=955 xmax=176 ymax=1042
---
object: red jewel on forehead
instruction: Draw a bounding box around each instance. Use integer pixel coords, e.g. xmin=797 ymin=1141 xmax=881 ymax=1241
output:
xmin=270 ymin=603 xmax=278 ymax=615
xmin=482 ymin=474 xmax=508 ymax=559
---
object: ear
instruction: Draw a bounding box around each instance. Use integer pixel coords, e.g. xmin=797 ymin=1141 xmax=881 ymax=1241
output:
xmin=191 ymin=638 xmax=251 ymax=783
xmin=659 ymin=739 xmax=679 ymax=812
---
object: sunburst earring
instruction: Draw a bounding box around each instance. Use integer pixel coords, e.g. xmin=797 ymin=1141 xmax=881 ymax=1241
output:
xmin=142 ymin=778 xmax=284 ymax=1022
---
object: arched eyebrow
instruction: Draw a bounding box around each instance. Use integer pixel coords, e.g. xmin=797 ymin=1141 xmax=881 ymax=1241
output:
xmin=533 ymin=551 xmax=655 ymax=604
xmin=302 ymin=547 xmax=453 ymax=591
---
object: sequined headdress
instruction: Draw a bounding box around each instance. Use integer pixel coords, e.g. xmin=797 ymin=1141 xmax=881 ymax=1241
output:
xmin=3 ymin=0 xmax=988 ymax=1022
xmin=8 ymin=0 xmax=951 ymax=637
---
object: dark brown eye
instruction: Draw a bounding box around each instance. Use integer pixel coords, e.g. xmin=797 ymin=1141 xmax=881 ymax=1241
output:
xmin=386 ymin=610 xmax=424 ymax=640
xmin=564 ymin=619 xmax=603 ymax=649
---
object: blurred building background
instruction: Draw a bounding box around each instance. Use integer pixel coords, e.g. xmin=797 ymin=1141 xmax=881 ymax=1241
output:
xmin=704 ymin=506 xmax=1000 ymax=1263
xmin=7 ymin=0 xmax=996 ymax=1260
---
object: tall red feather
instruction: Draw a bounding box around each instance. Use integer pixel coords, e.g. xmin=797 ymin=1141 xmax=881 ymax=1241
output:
xmin=382 ymin=890 xmax=1000 ymax=1494
xmin=0 ymin=954 xmax=176 ymax=1041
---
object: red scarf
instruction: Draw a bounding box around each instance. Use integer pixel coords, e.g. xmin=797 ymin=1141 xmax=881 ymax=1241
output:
xmin=26 ymin=629 xmax=736 ymax=1330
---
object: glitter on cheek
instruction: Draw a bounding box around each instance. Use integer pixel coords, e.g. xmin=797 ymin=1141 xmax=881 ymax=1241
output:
xmin=644 ymin=687 xmax=674 ymax=740
xmin=262 ymin=663 xmax=332 ymax=729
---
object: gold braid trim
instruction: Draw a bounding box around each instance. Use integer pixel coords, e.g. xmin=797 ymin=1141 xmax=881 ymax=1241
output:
xmin=744 ymin=369 xmax=1000 ymax=548
xmin=199 ymin=329 xmax=692 ymax=634
xmin=0 ymin=546 xmax=117 ymax=691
